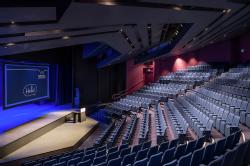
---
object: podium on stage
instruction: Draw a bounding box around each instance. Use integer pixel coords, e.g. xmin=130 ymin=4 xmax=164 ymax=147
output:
xmin=79 ymin=107 xmax=87 ymax=122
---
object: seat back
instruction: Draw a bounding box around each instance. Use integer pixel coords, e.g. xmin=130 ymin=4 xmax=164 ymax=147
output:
xmin=185 ymin=140 xmax=196 ymax=154
xmin=67 ymin=157 xmax=81 ymax=166
xmin=158 ymin=142 xmax=169 ymax=153
xmin=147 ymin=152 xmax=163 ymax=166
xmin=195 ymin=137 xmax=205 ymax=150
xmin=142 ymin=141 xmax=151 ymax=149
xmin=174 ymin=144 xmax=187 ymax=159
xmin=107 ymin=157 xmax=122 ymax=166
xmin=161 ymin=147 xmax=175 ymax=165
xmin=214 ymin=138 xmax=226 ymax=156
xmin=120 ymin=147 xmax=131 ymax=158
xmin=135 ymin=148 xmax=149 ymax=161
xmin=133 ymin=158 xmax=148 ymax=166
xmin=132 ymin=144 xmax=142 ymax=153
xmin=202 ymin=143 xmax=216 ymax=164
xmin=147 ymin=145 xmax=158 ymax=158
xmin=222 ymin=148 xmax=237 ymax=166
xmin=208 ymin=156 xmax=224 ymax=166
xmin=190 ymin=147 xmax=205 ymax=166
xmin=169 ymin=139 xmax=179 ymax=149
xmin=177 ymin=153 xmax=192 ymax=166
xmin=93 ymin=155 xmax=107 ymax=165
xmin=77 ymin=159 xmax=91 ymax=166
xmin=162 ymin=159 xmax=177 ymax=166
xmin=122 ymin=152 xmax=136 ymax=166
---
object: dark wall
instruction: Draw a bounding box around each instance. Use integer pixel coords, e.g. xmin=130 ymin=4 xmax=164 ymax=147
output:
xmin=74 ymin=50 xmax=126 ymax=107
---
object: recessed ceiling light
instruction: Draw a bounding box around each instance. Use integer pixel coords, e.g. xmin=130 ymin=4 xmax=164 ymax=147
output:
xmin=223 ymin=9 xmax=231 ymax=14
xmin=173 ymin=6 xmax=182 ymax=11
xmin=119 ymin=29 xmax=123 ymax=32
xmin=11 ymin=21 xmax=15 ymax=24
xmin=99 ymin=1 xmax=117 ymax=6
xmin=6 ymin=42 xmax=15 ymax=46
xmin=62 ymin=36 xmax=70 ymax=40
xmin=205 ymin=27 xmax=209 ymax=31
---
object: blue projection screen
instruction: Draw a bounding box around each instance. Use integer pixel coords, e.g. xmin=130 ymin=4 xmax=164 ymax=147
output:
xmin=4 ymin=64 xmax=50 ymax=108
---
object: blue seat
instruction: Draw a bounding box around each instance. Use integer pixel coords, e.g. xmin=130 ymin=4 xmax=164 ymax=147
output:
xmin=232 ymin=130 xmax=241 ymax=146
xmin=158 ymin=142 xmax=169 ymax=153
xmin=132 ymin=144 xmax=142 ymax=153
xmin=174 ymin=144 xmax=187 ymax=159
xmin=142 ymin=141 xmax=151 ymax=149
xmin=161 ymin=147 xmax=175 ymax=165
xmin=53 ymin=162 xmax=66 ymax=166
xmin=195 ymin=137 xmax=205 ymax=150
xmin=147 ymin=152 xmax=163 ymax=166
xmin=67 ymin=157 xmax=81 ymax=166
xmin=177 ymin=153 xmax=192 ymax=166
xmin=135 ymin=148 xmax=149 ymax=161
xmin=120 ymin=147 xmax=131 ymax=158
xmin=108 ymin=146 xmax=118 ymax=154
xmin=44 ymin=159 xmax=57 ymax=166
xmin=23 ymin=160 xmax=37 ymax=166
xmin=169 ymin=139 xmax=178 ymax=149
xmin=202 ymin=143 xmax=216 ymax=165
xmin=96 ymin=149 xmax=106 ymax=158
xmin=97 ymin=146 xmax=107 ymax=152
xmin=77 ymin=159 xmax=91 ymax=166
xmin=162 ymin=160 xmax=177 ymax=166
xmin=221 ymin=148 xmax=237 ymax=166
xmin=107 ymin=157 xmax=122 ymax=166
xmin=34 ymin=164 xmax=42 ymax=166
xmin=94 ymin=162 xmax=107 ymax=166
xmin=243 ymin=140 xmax=250 ymax=165
xmin=93 ymin=155 xmax=107 ymax=165
xmin=73 ymin=152 xmax=84 ymax=159
xmin=119 ymin=144 xmax=129 ymax=152
xmin=190 ymin=147 xmax=204 ymax=166
xmin=214 ymin=138 xmax=226 ymax=156
xmin=82 ymin=153 xmax=95 ymax=162
xmin=122 ymin=152 xmax=136 ymax=166
xmin=107 ymin=151 xmax=119 ymax=161
xmin=224 ymin=134 xmax=234 ymax=150
xmin=233 ymin=140 xmax=249 ymax=166
xmin=185 ymin=140 xmax=196 ymax=154
xmin=85 ymin=149 xmax=95 ymax=156
xmin=147 ymin=145 xmax=158 ymax=158
xmin=133 ymin=158 xmax=148 ymax=166
xmin=207 ymin=156 xmax=224 ymax=166
xmin=59 ymin=155 xmax=71 ymax=163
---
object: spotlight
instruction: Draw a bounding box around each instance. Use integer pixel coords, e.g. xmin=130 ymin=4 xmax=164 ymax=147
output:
xmin=62 ymin=36 xmax=70 ymax=40
xmin=173 ymin=6 xmax=182 ymax=11
xmin=6 ymin=42 xmax=15 ymax=47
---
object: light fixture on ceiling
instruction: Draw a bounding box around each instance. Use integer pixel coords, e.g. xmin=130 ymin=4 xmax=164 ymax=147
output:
xmin=204 ymin=27 xmax=209 ymax=31
xmin=99 ymin=1 xmax=117 ymax=6
xmin=62 ymin=36 xmax=70 ymax=40
xmin=6 ymin=42 xmax=15 ymax=47
xmin=173 ymin=6 xmax=182 ymax=11
xmin=147 ymin=25 xmax=151 ymax=29
xmin=223 ymin=8 xmax=231 ymax=14
xmin=11 ymin=21 xmax=15 ymax=24
xmin=119 ymin=29 xmax=123 ymax=32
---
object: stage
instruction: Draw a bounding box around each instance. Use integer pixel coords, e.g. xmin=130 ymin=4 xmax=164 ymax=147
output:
xmin=0 ymin=103 xmax=99 ymax=165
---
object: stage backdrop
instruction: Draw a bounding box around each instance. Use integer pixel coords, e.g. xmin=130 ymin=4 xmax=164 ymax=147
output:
xmin=4 ymin=64 xmax=50 ymax=108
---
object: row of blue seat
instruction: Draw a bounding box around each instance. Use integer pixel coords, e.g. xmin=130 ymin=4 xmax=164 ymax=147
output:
xmin=155 ymin=104 xmax=167 ymax=144
xmin=139 ymin=110 xmax=150 ymax=144
xmin=122 ymin=114 xmax=138 ymax=144
xmin=94 ymin=122 xmax=114 ymax=147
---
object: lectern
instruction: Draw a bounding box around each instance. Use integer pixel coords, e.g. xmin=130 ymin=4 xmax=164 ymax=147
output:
xmin=79 ymin=107 xmax=87 ymax=122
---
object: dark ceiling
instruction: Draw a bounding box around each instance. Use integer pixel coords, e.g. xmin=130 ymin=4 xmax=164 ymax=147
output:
xmin=0 ymin=0 xmax=249 ymax=67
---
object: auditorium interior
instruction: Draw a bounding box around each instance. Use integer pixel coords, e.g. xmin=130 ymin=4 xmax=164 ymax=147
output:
xmin=0 ymin=0 xmax=250 ymax=166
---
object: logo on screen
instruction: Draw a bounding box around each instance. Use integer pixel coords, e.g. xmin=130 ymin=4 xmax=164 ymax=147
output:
xmin=23 ymin=84 xmax=37 ymax=97
xmin=38 ymin=70 xmax=46 ymax=79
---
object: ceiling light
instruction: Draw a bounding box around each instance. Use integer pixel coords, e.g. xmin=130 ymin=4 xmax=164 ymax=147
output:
xmin=119 ymin=29 xmax=123 ymax=32
xmin=6 ymin=42 xmax=15 ymax=46
xmin=99 ymin=1 xmax=117 ymax=6
xmin=223 ymin=9 xmax=231 ymax=14
xmin=204 ymin=27 xmax=208 ymax=31
xmin=173 ymin=6 xmax=182 ymax=11
xmin=11 ymin=21 xmax=15 ymax=24
xmin=62 ymin=36 xmax=70 ymax=40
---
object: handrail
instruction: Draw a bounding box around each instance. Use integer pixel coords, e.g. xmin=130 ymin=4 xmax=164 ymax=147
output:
xmin=112 ymin=79 xmax=145 ymax=100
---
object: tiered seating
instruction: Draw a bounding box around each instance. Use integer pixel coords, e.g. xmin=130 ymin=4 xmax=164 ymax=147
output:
xmin=200 ymin=66 xmax=250 ymax=127
xmin=122 ymin=114 xmax=138 ymax=144
xmin=94 ymin=122 xmax=115 ymax=147
xmin=172 ymin=96 xmax=213 ymax=138
xmin=106 ymin=118 xmax=126 ymax=147
xmin=189 ymin=88 xmax=240 ymax=136
xmin=23 ymin=131 xmax=247 ymax=166
xmin=155 ymin=104 xmax=167 ymax=144
xmin=166 ymin=100 xmax=189 ymax=142
xmin=139 ymin=109 xmax=150 ymax=144
xmin=159 ymin=64 xmax=217 ymax=85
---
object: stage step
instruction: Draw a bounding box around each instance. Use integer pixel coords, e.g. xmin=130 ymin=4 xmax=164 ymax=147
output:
xmin=0 ymin=111 xmax=73 ymax=159
xmin=0 ymin=118 xmax=98 ymax=165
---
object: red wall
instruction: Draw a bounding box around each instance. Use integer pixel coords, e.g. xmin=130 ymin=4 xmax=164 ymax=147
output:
xmin=127 ymin=32 xmax=250 ymax=93
xmin=155 ymin=32 xmax=250 ymax=80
